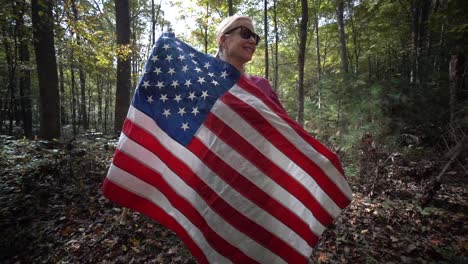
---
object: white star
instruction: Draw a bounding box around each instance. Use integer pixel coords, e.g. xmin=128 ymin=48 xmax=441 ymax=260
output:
xmin=155 ymin=81 xmax=164 ymax=89
xmin=188 ymin=53 xmax=195 ymax=58
xmin=197 ymin=77 xmax=206 ymax=84
xmin=163 ymin=44 xmax=170 ymax=50
xmin=160 ymin=94 xmax=168 ymax=102
xmin=181 ymin=123 xmax=189 ymax=131
xmin=178 ymin=107 xmax=186 ymax=116
xmin=220 ymin=71 xmax=228 ymax=78
xmin=153 ymin=67 xmax=162 ymax=75
xmin=211 ymin=80 xmax=219 ymax=86
xmin=178 ymin=54 xmax=186 ymax=61
xmin=147 ymin=95 xmax=154 ymax=104
xmin=141 ymin=81 xmax=150 ymax=89
xmin=191 ymin=107 xmax=200 ymax=116
xmin=194 ymin=67 xmax=202 ymax=73
xmin=181 ymin=65 xmax=189 ymax=73
xmin=167 ymin=68 xmax=176 ymax=75
xmin=188 ymin=91 xmax=196 ymax=100
xmin=204 ymin=62 xmax=211 ymax=69
xmin=165 ymin=54 xmax=173 ymax=62
xmin=174 ymin=94 xmax=182 ymax=103
xmin=207 ymin=72 xmax=215 ymax=78
xmin=192 ymin=60 xmax=199 ymax=65
xmin=162 ymin=35 xmax=169 ymax=39
xmin=184 ymin=79 xmax=192 ymax=88
xmin=171 ymin=80 xmax=179 ymax=89
xmin=162 ymin=109 xmax=171 ymax=118
xmin=151 ymin=55 xmax=159 ymax=62
xmin=177 ymin=47 xmax=184 ymax=52
xmin=201 ymin=90 xmax=209 ymax=100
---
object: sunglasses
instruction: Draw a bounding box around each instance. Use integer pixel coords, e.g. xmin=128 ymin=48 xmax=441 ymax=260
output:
xmin=224 ymin=26 xmax=260 ymax=45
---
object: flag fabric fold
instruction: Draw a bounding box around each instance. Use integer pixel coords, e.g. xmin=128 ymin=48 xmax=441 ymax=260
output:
xmin=102 ymin=32 xmax=352 ymax=264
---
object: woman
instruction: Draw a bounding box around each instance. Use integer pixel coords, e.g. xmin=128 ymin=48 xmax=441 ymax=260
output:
xmin=215 ymin=15 xmax=284 ymax=109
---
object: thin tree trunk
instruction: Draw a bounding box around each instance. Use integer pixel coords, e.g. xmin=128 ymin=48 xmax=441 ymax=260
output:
xmin=296 ymin=0 xmax=308 ymax=126
xmin=264 ymin=0 xmax=269 ymax=80
xmin=337 ymin=0 xmax=348 ymax=73
xmin=273 ymin=0 xmax=279 ymax=93
xmin=228 ymin=0 xmax=234 ymax=15
xmin=449 ymin=54 xmax=465 ymax=124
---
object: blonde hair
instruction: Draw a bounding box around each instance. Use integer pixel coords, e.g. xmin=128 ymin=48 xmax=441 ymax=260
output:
xmin=215 ymin=15 xmax=255 ymax=59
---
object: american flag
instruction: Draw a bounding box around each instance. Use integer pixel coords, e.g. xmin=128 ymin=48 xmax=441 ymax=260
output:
xmin=102 ymin=32 xmax=352 ymax=263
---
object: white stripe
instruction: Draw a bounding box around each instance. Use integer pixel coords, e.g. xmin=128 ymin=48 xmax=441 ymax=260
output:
xmin=212 ymin=96 xmax=342 ymax=218
xmin=196 ymin=125 xmax=314 ymax=256
xmin=197 ymin=124 xmax=326 ymax=238
xmin=106 ymin=164 xmax=229 ymax=263
xmin=231 ymin=85 xmax=353 ymax=200
xmin=124 ymin=106 xmax=288 ymax=264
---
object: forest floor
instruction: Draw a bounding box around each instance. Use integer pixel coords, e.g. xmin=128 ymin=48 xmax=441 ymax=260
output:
xmin=0 ymin=134 xmax=467 ymax=263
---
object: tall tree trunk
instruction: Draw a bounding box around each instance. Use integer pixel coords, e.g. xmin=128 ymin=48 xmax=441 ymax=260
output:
xmin=17 ymin=0 xmax=32 ymax=138
xmin=273 ymin=0 xmax=279 ymax=93
xmin=314 ymin=3 xmax=322 ymax=109
xmin=31 ymin=0 xmax=60 ymax=139
xmin=264 ymin=0 xmax=269 ymax=80
xmin=296 ymin=0 xmax=308 ymax=126
xmin=337 ymin=0 xmax=348 ymax=73
xmin=71 ymin=0 xmax=88 ymax=130
xmin=228 ymin=0 xmax=234 ymax=15
xmin=70 ymin=54 xmax=78 ymax=136
xmin=114 ymin=0 xmax=131 ymax=134
xmin=449 ymin=54 xmax=465 ymax=124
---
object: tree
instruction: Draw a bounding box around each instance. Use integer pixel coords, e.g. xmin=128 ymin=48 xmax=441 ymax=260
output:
xmin=337 ymin=0 xmax=348 ymax=73
xmin=264 ymin=0 xmax=269 ymax=80
xmin=114 ymin=0 xmax=131 ymax=134
xmin=296 ymin=0 xmax=308 ymax=126
xmin=31 ymin=0 xmax=61 ymax=139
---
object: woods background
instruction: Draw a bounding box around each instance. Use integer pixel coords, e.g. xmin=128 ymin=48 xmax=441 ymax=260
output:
xmin=0 ymin=0 xmax=467 ymax=263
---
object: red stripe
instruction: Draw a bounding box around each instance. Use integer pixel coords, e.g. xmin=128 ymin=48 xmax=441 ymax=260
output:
xmin=203 ymin=113 xmax=333 ymax=226
xmin=221 ymin=91 xmax=351 ymax=209
xmin=121 ymin=118 xmax=307 ymax=263
xmin=238 ymin=76 xmax=346 ymax=176
xmin=189 ymin=137 xmax=319 ymax=247
xmin=102 ymin=178 xmax=209 ymax=264
xmin=110 ymin=149 xmax=253 ymax=263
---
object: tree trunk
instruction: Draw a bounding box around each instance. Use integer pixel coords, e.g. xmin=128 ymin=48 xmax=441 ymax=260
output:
xmin=314 ymin=4 xmax=322 ymax=109
xmin=273 ymin=0 xmax=279 ymax=93
xmin=449 ymin=54 xmax=465 ymax=124
xmin=17 ymin=0 xmax=32 ymax=138
xmin=31 ymin=0 xmax=60 ymax=139
xmin=228 ymin=0 xmax=234 ymax=15
xmin=264 ymin=0 xmax=269 ymax=80
xmin=114 ymin=0 xmax=131 ymax=134
xmin=296 ymin=0 xmax=308 ymax=126
xmin=70 ymin=54 xmax=78 ymax=136
xmin=337 ymin=0 xmax=348 ymax=73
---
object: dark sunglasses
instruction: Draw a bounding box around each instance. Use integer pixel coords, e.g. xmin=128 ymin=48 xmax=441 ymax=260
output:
xmin=224 ymin=26 xmax=260 ymax=45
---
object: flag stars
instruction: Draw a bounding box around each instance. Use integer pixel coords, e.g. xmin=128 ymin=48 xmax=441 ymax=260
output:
xmin=162 ymin=44 xmax=170 ymax=51
xmin=141 ymin=80 xmax=150 ymax=89
xmin=207 ymin=72 xmax=215 ymax=78
xmin=201 ymin=90 xmax=209 ymax=100
xmin=191 ymin=107 xmax=200 ymax=116
xmin=211 ymin=80 xmax=219 ymax=86
xmin=181 ymin=123 xmax=189 ymax=131
xmin=220 ymin=71 xmax=228 ymax=78
xmin=146 ymin=95 xmax=154 ymax=104
xmin=178 ymin=54 xmax=186 ymax=61
xmin=189 ymin=53 xmax=195 ymax=58
xmin=203 ymin=62 xmax=211 ymax=69
xmin=167 ymin=68 xmax=176 ymax=75
xmin=194 ymin=67 xmax=202 ymax=73
xmin=156 ymin=81 xmax=164 ymax=89
xmin=188 ymin=91 xmax=196 ymax=101
xmin=181 ymin=65 xmax=189 ymax=73
xmin=160 ymin=94 xmax=168 ymax=102
xmin=184 ymin=79 xmax=192 ymax=88
xmin=197 ymin=77 xmax=206 ymax=85
xmin=151 ymin=55 xmax=159 ymax=63
xmin=154 ymin=67 xmax=162 ymax=75
xmin=162 ymin=109 xmax=171 ymax=118
xmin=165 ymin=54 xmax=173 ymax=62
xmin=178 ymin=107 xmax=186 ymax=116
xmin=171 ymin=80 xmax=179 ymax=89
xmin=174 ymin=94 xmax=182 ymax=103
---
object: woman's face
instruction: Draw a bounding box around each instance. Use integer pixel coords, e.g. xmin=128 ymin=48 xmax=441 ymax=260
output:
xmin=220 ymin=19 xmax=258 ymax=68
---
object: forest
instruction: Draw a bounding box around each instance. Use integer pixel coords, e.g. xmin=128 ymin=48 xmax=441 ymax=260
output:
xmin=0 ymin=0 xmax=467 ymax=263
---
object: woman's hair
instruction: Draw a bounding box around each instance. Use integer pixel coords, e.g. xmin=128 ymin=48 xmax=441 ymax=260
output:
xmin=215 ymin=15 xmax=255 ymax=59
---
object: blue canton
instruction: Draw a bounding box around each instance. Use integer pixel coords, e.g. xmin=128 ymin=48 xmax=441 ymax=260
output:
xmin=132 ymin=32 xmax=240 ymax=146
